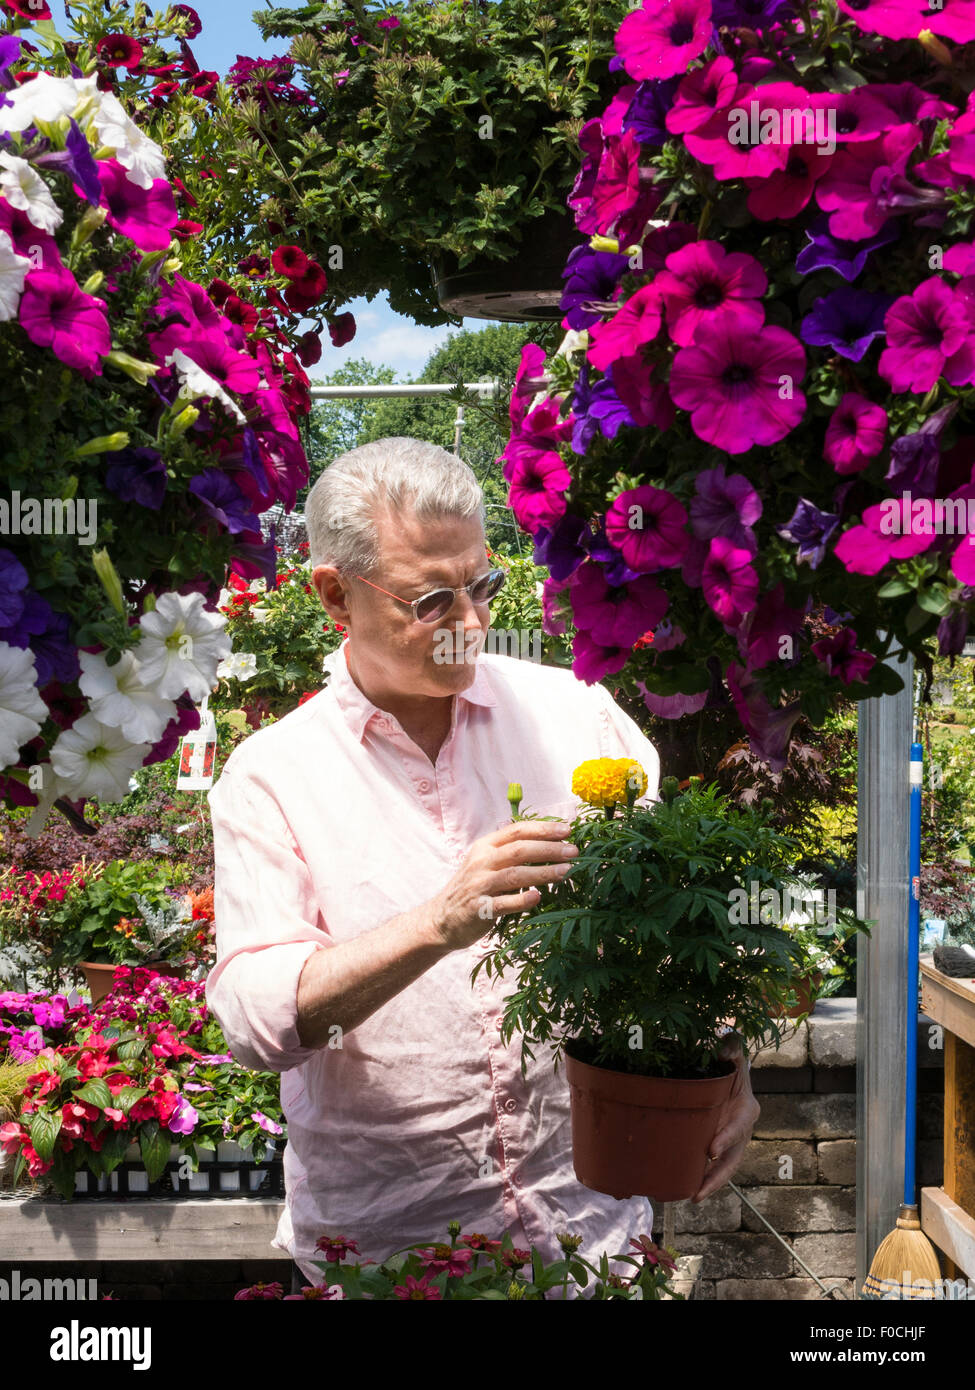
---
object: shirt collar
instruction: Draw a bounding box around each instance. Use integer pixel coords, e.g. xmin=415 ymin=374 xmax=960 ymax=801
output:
xmin=327 ymin=637 xmax=497 ymax=741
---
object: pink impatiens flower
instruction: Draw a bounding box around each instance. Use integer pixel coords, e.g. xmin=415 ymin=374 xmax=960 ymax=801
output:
xmin=615 ymin=0 xmax=712 ymax=82
xmin=18 ymin=267 xmax=111 ymax=376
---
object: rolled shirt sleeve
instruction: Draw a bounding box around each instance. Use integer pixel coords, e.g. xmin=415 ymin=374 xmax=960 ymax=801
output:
xmin=205 ymin=757 xmax=330 ymax=1073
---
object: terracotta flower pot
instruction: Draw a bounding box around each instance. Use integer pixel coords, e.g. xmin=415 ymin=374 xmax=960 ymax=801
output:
xmin=765 ymin=971 xmax=823 ymax=1020
xmin=564 ymin=1040 xmax=742 ymax=1202
xmin=79 ymin=960 xmax=188 ymax=1006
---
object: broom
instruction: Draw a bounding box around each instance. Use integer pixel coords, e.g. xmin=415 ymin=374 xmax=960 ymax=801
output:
xmin=862 ymin=741 xmax=942 ymax=1299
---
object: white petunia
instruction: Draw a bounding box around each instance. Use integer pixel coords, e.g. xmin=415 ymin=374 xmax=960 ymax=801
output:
xmin=77 ymin=649 xmax=179 ymax=744
xmin=166 ymin=349 xmax=247 ymax=423
xmin=216 ymin=651 xmax=258 ymax=681
xmin=78 ymin=81 xmax=166 ymax=189
xmin=132 ymin=591 xmax=232 ymax=701
xmin=0 ymin=230 xmax=30 ymax=322
xmin=0 ymin=73 xmax=82 ymax=135
xmin=0 ymin=643 xmax=48 ymax=770
xmin=0 ymin=153 xmax=62 ymax=234
xmin=50 ymin=714 xmax=151 ymax=803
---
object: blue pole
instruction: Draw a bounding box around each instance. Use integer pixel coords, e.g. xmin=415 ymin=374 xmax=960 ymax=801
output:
xmin=904 ymin=742 xmax=923 ymax=1205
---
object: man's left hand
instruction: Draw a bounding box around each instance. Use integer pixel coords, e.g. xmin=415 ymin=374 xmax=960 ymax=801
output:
xmin=690 ymin=1032 xmax=760 ymax=1204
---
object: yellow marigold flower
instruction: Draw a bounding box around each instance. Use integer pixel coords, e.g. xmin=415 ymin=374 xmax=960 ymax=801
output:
xmin=572 ymin=758 xmax=647 ymax=809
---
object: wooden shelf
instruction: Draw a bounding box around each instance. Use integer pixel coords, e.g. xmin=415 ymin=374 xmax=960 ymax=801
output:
xmin=0 ymin=1197 xmax=289 ymax=1262
xmin=920 ymin=1187 xmax=975 ymax=1282
xmin=920 ymin=954 xmax=975 ymax=1050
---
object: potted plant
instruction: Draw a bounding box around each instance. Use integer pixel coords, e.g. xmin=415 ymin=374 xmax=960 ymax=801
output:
xmin=234 ymin=0 xmax=628 ymax=323
xmin=502 ymin=0 xmax=975 ymax=774
xmin=475 ymin=762 xmax=818 ymax=1202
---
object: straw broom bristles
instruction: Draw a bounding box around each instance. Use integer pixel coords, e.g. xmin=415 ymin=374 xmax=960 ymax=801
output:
xmin=861 ymin=1204 xmax=942 ymax=1299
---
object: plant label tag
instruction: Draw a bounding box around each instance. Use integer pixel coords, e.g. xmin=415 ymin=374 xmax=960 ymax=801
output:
xmin=177 ymin=697 xmax=217 ymax=790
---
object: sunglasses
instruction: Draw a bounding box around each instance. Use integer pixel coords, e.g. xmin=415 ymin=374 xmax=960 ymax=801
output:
xmin=353 ymin=567 xmax=507 ymax=625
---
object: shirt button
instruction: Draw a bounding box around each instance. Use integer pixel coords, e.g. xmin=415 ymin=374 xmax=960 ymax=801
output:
xmin=503 ymin=1098 xmax=517 ymax=1113
xmin=418 ymin=779 xmax=430 ymax=793
xmin=494 ymin=1017 xmax=504 ymax=1031
xmin=511 ymin=1171 xmax=522 ymax=1188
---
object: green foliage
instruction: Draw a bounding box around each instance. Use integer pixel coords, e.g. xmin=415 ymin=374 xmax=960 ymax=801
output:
xmin=475 ymin=780 xmax=869 ymax=1078
xmin=38 ymin=860 xmax=180 ymax=972
xmin=252 ymin=0 xmax=628 ymax=321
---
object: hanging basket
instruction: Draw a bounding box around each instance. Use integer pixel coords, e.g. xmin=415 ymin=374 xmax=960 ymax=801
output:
xmin=430 ymin=210 xmax=582 ymax=322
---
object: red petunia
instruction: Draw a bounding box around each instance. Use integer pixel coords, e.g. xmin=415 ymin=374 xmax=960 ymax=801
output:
xmin=96 ymin=34 xmax=144 ymax=69
xmin=271 ymin=244 xmax=310 ymax=280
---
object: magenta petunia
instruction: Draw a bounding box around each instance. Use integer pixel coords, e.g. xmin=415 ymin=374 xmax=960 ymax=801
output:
xmin=509 ymin=344 xmax=549 ymax=431
xmin=587 ymin=283 xmax=663 ymax=371
xmin=591 ymin=129 xmax=644 ymax=237
xmin=18 ymin=267 xmax=111 ymax=377
xmin=832 ymin=499 xmax=940 ymax=575
xmin=725 ymin=661 xmax=804 ymax=773
xmin=568 ymin=561 xmax=669 ymax=647
xmin=737 ymin=584 xmax=811 ymax=670
xmin=835 ymin=0 xmax=928 ymax=39
xmin=701 ymin=537 xmax=759 ymax=625
xmin=877 ymin=277 xmax=973 ymax=395
xmin=824 ymin=393 xmax=888 ymax=473
xmin=655 ymin=240 xmax=766 ymax=348
xmin=928 ymin=0 xmax=975 ymax=42
xmin=689 ymin=465 xmax=762 ymax=549
xmin=811 ymin=628 xmax=877 ymax=685
xmin=615 ymin=0 xmax=712 ymax=82
xmin=746 ymin=145 xmax=834 ymax=222
xmin=665 ymin=57 xmax=741 ymax=136
xmin=604 ymin=485 xmax=689 ymax=572
xmin=669 ymin=321 xmax=806 ymax=454
xmin=637 ymin=685 xmax=708 ymax=719
xmin=93 ymin=159 xmax=178 ymax=253
xmin=506 ymin=446 xmax=571 ymax=533
xmin=815 ymin=126 xmax=922 ymax=241
xmin=571 ymin=629 xmax=630 ymax=684
xmin=611 ymin=354 xmax=674 ymax=431
xmin=173 ymin=333 xmax=262 ymax=394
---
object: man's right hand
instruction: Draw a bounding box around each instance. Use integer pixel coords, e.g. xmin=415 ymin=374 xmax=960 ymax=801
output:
xmin=429 ymin=820 xmax=579 ymax=952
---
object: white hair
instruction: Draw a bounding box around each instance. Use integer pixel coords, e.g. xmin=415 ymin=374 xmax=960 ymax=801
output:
xmin=305 ymin=437 xmax=487 ymax=577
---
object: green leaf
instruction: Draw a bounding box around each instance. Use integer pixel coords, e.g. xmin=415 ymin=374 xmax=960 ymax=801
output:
xmin=139 ymin=1119 xmax=171 ymax=1184
xmin=99 ymin=1129 xmax=131 ymax=1175
xmin=876 ymin=577 xmax=912 ymax=599
xmin=29 ymin=1109 xmax=62 ymax=1163
xmin=112 ymin=1086 xmax=148 ymax=1115
xmin=74 ymin=1079 xmax=113 ymax=1110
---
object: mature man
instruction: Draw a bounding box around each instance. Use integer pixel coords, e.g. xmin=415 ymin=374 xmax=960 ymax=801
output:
xmin=206 ymin=437 xmax=760 ymax=1290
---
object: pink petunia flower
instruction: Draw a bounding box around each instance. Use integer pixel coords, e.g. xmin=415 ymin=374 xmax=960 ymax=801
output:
xmin=590 ymin=129 xmax=645 ymax=238
xmin=604 ymin=485 xmax=689 ymax=572
xmin=811 ymin=628 xmax=877 ymax=685
xmin=669 ymin=321 xmax=806 ymax=454
xmin=835 ymin=0 xmax=928 ymax=39
xmin=569 ymin=562 xmax=669 ymax=647
xmin=615 ymin=0 xmax=712 ymax=82
xmin=18 ymin=267 xmax=110 ymax=377
xmin=878 ymin=278 xmax=974 ymax=395
xmin=815 ymin=126 xmax=922 ymax=241
xmin=93 ymin=159 xmax=178 ymax=253
xmin=655 ymin=241 xmax=766 ymax=347
xmin=587 ymin=283 xmax=663 ymax=371
xmin=665 ymin=57 xmax=741 ymax=136
xmin=611 ymin=354 xmax=675 ymax=431
xmin=701 ymin=536 xmax=760 ymax=627
xmin=824 ymin=393 xmax=888 ymax=473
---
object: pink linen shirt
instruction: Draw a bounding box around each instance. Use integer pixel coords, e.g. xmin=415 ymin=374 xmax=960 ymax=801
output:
xmin=206 ymin=638 xmax=662 ymax=1283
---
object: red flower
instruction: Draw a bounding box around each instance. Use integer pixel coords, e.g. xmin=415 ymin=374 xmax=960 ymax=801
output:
xmin=314 ymin=1234 xmax=360 ymax=1262
xmin=264 ymin=286 xmax=291 ymax=316
xmin=328 ymin=312 xmax=356 ymax=347
xmin=297 ymin=690 xmax=320 ymax=706
xmin=223 ymin=294 xmax=259 ymax=332
xmin=272 ymin=244 xmax=310 ymax=280
xmin=171 ymin=176 xmax=198 ymax=207
xmin=459 ymin=1233 xmax=503 ymax=1252
xmin=147 ymin=79 xmax=180 ymax=105
xmin=96 ymin=34 xmax=144 ymax=69
xmin=416 ymin=1245 xmax=474 ymax=1277
xmin=500 ymin=1247 xmax=531 ymax=1269
xmin=393 ymin=1275 xmax=442 ymax=1300
xmin=295 ymin=330 xmax=323 ymax=366
xmin=4 ymin=0 xmax=53 ymax=18
xmin=174 ymin=219 xmax=203 ymax=240
xmin=171 ymin=4 xmax=203 ymax=38
xmin=185 ymin=69 xmax=219 ymax=99
xmin=284 ymin=262 xmax=328 ymax=311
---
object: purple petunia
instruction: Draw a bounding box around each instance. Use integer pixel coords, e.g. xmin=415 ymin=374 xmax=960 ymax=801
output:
xmin=800 ymin=288 xmax=896 ymax=361
xmin=777 ymin=499 xmax=841 ymax=570
xmin=795 ymin=214 xmax=900 ymax=283
xmin=560 ymin=244 xmax=630 ymax=331
xmin=0 ymin=547 xmax=29 ymax=628
xmin=533 ymin=513 xmax=591 ymax=583
xmin=104 ymin=447 xmax=168 ymax=510
xmin=621 ymin=76 xmax=681 ymax=146
xmin=189 ymin=470 xmax=261 ymax=535
xmin=689 ymin=466 xmax=762 ymax=551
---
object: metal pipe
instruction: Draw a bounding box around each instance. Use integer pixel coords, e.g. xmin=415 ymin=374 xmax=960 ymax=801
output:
xmin=308 ymin=383 xmax=499 ymax=399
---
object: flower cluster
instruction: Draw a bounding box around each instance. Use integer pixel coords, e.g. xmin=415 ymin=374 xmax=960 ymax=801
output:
xmin=0 ymin=969 xmax=285 ymax=1195
xmin=503 ymin=0 xmax=975 ymax=768
xmin=0 ymin=40 xmax=310 ymax=825
xmin=234 ymin=1226 xmax=682 ymax=1300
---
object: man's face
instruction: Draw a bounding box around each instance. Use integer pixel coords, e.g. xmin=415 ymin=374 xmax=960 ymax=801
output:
xmin=312 ymin=507 xmax=492 ymax=701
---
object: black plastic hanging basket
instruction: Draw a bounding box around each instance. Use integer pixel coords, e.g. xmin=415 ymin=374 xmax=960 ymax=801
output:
xmin=430 ymin=209 xmax=582 ymax=322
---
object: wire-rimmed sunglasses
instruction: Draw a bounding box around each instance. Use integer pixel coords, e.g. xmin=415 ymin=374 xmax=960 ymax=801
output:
xmin=353 ymin=567 xmax=506 ymax=625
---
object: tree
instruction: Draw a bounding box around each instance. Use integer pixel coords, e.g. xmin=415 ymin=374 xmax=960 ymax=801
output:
xmin=298 ymin=358 xmax=397 ymax=508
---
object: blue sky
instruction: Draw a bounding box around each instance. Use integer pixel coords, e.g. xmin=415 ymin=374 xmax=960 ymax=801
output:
xmin=185 ymin=0 xmax=465 ymax=381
